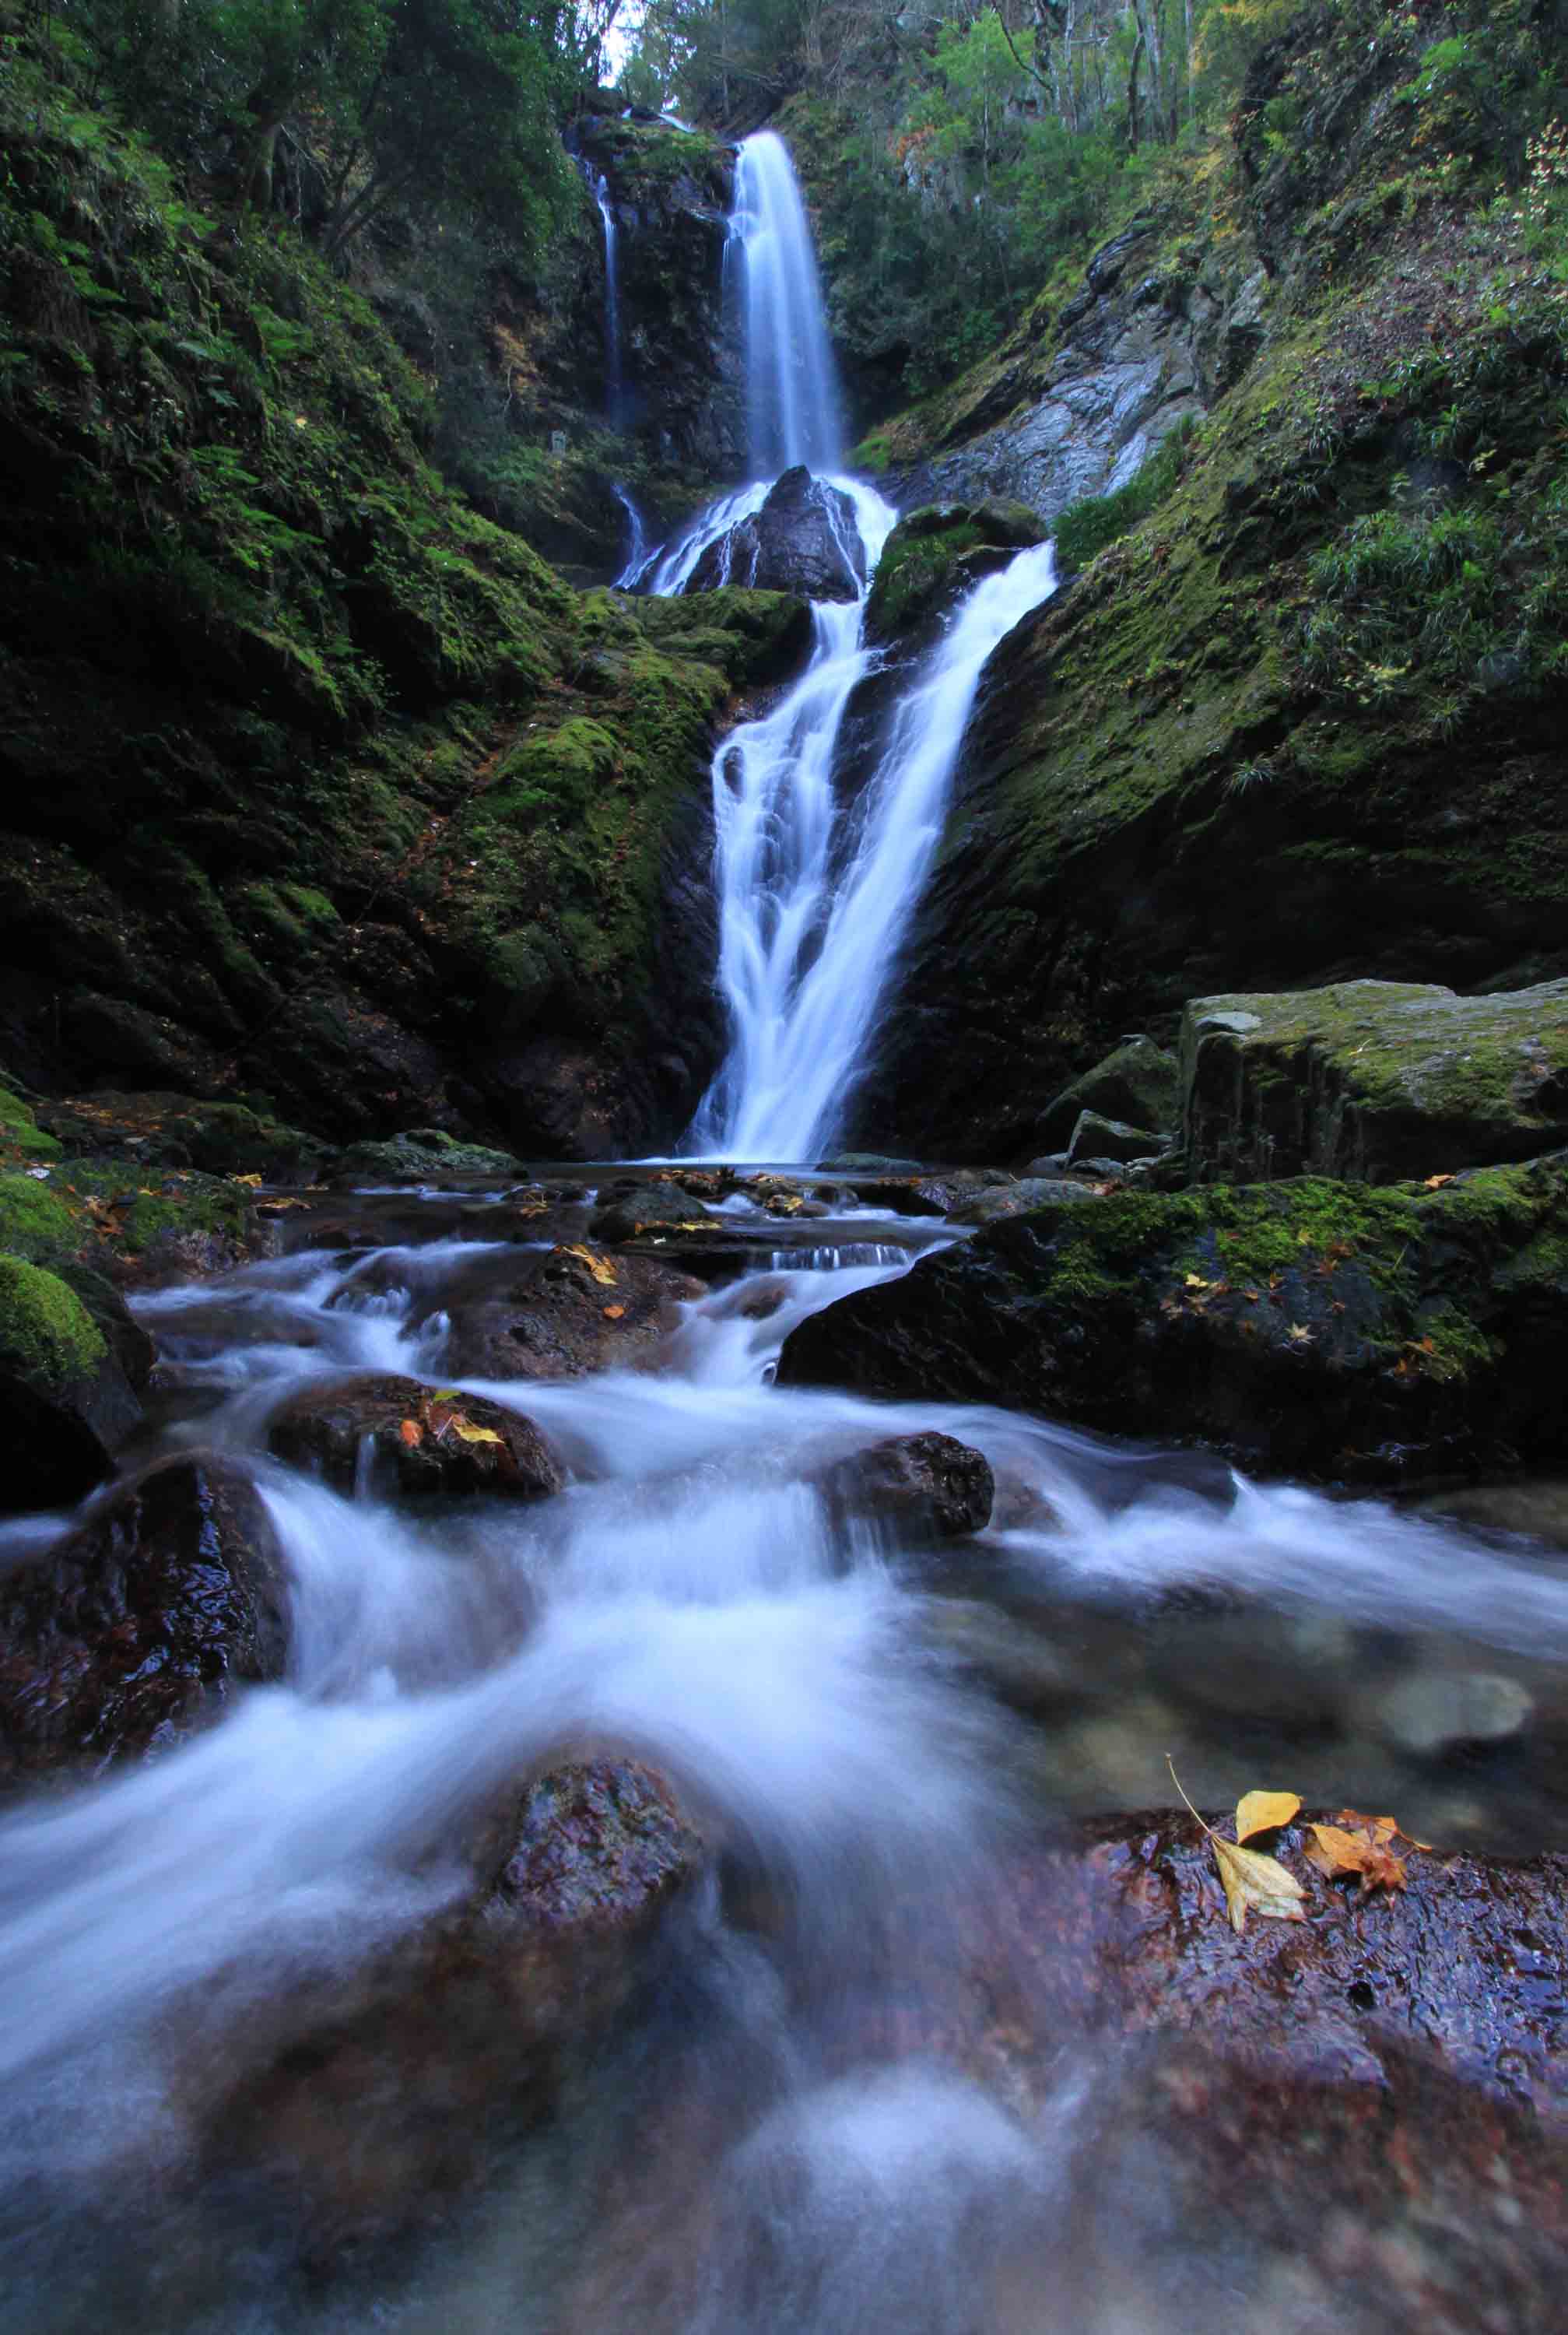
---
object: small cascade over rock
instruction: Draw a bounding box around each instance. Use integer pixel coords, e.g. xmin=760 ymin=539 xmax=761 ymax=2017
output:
xmin=686 ymin=465 xmax=867 ymax=602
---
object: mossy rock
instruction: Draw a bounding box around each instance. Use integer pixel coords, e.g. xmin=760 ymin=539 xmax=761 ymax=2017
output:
xmin=0 ymin=1171 xmax=79 ymax=1263
xmin=865 ymin=504 xmax=1047 ymax=647
xmin=0 ymin=1087 xmax=61 ymax=1163
xmin=779 ymin=1157 xmax=1568 ymax=1483
xmin=1182 ymin=980 xmax=1568 ymax=1184
xmin=0 ymin=1254 xmax=142 ymax=1509
xmin=335 ymin=1135 xmax=524 ymax=1184
xmin=1034 ymin=1037 xmax=1180 ymax=1156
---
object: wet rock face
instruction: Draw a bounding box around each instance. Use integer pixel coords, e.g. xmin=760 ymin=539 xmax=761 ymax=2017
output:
xmin=197 ymin=1755 xmax=703 ymax=2265
xmin=819 ymin=1431 xmax=994 ymax=1543
xmin=902 ymin=221 xmax=1232 ymax=526
xmin=1182 ymin=978 xmax=1568 ymax=1184
xmin=779 ymin=1157 xmax=1568 ymax=1483
xmin=267 ymin=1374 xmax=564 ymax=1501
xmin=687 ymin=469 xmax=865 ymax=601
xmin=0 ymin=1455 xmax=287 ymax=1780
xmin=437 ymin=1246 xmax=706 ymax=1382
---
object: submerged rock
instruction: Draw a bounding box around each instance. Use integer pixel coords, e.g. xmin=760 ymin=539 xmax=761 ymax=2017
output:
xmin=1183 ymin=978 xmax=1568 ymax=1182
xmin=819 ymin=1430 xmax=995 ymax=1543
xmin=197 ymin=1753 xmax=703 ymax=2265
xmin=779 ymin=1157 xmax=1568 ymax=1480
xmin=687 ymin=468 xmax=865 ymax=601
xmin=267 ymin=1373 xmax=564 ymax=1501
xmin=0 ymin=1454 xmax=287 ymax=1779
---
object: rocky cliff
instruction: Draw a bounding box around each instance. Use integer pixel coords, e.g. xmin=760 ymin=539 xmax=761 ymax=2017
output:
xmin=849 ymin=9 xmax=1568 ymax=1160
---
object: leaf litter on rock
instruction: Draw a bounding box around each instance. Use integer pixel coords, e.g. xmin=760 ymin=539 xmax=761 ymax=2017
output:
xmin=1166 ymin=1764 xmax=1435 ymax=1933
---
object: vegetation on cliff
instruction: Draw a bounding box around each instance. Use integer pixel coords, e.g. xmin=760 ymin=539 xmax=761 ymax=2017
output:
xmin=0 ymin=5 xmax=805 ymax=1149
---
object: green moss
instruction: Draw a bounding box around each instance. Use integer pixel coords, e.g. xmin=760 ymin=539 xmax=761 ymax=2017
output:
xmin=0 ymin=1171 xmax=79 ymax=1261
xmin=0 ymin=1256 xmax=106 ymax=1386
xmin=0 ymin=1087 xmax=61 ymax=1161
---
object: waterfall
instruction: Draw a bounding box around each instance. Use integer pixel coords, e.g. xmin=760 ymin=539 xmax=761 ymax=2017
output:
xmin=732 ymin=130 xmax=846 ymax=480
xmin=688 ymin=539 xmax=1057 ymax=1162
xmin=590 ymin=170 xmax=624 ymax=425
xmin=623 ymin=131 xmax=1056 ymax=1163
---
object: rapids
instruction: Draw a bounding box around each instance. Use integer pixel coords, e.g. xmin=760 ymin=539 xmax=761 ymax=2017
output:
xmin=0 ymin=1178 xmax=1563 ymax=2330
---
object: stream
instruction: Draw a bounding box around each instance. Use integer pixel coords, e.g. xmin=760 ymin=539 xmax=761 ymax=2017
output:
xmin=0 ymin=1174 xmax=1565 ymax=2329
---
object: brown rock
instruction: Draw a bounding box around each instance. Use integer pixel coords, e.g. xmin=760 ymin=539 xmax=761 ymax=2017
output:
xmin=266 ymin=1373 xmax=563 ymax=1499
xmin=819 ymin=1430 xmax=994 ymax=1542
xmin=437 ymin=1247 xmax=706 ymax=1381
xmin=0 ymin=1454 xmax=287 ymax=1779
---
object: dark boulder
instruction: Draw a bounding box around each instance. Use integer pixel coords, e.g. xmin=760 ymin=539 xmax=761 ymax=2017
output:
xmin=1033 ymin=1034 xmax=1180 ymax=1157
xmin=588 ymin=1181 xmax=710 ymax=1242
xmin=0 ymin=1453 xmax=287 ymax=1779
xmin=688 ymin=468 xmax=865 ymax=602
xmin=266 ymin=1373 xmax=564 ymax=1500
xmin=435 ymin=1246 xmax=706 ymax=1382
xmin=1065 ymin=1109 xmax=1166 ymax=1166
xmin=819 ymin=1430 xmax=994 ymax=1542
xmin=196 ymin=1754 xmax=703 ymax=2264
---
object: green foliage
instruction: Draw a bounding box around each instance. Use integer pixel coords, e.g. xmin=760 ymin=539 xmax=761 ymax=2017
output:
xmin=58 ymin=0 xmax=581 ymax=255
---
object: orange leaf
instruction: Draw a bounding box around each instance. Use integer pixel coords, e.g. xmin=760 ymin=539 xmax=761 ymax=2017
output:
xmin=1423 ymin=1173 xmax=1454 ymax=1189
xmin=399 ymin=1419 xmax=423 ymax=1448
xmin=602 ymin=1303 xmax=626 ymax=1319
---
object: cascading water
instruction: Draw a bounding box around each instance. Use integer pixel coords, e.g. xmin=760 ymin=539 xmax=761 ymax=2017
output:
xmin=648 ymin=131 xmax=1058 ymax=1161
xmin=689 ymin=538 xmax=1057 ymax=1161
xmin=731 ymin=129 xmax=847 ymax=480
xmin=590 ymin=170 xmax=624 ymax=426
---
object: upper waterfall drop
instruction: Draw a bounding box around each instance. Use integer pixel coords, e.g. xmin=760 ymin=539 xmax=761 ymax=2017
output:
xmin=732 ymin=130 xmax=847 ymax=480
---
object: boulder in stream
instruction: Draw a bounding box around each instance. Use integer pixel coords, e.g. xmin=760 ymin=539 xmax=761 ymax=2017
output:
xmin=819 ymin=1430 xmax=994 ymax=1543
xmin=267 ymin=1373 xmax=564 ymax=1500
xmin=437 ymin=1246 xmax=706 ymax=1381
xmin=0 ymin=1453 xmax=287 ymax=1780
xmin=780 ymin=1154 xmax=1568 ymax=1481
xmin=0 ymin=1254 xmax=146 ymax=1510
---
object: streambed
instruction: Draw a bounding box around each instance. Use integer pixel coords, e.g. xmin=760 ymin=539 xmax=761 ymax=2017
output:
xmin=0 ymin=1169 xmax=1563 ymax=2330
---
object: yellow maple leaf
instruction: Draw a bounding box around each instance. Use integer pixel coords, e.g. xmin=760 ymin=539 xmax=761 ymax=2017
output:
xmin=451 ymin=1420 xmax=504 ymax=1446
xmin=1168 ymin=1757 xmax=1306 ymax=1936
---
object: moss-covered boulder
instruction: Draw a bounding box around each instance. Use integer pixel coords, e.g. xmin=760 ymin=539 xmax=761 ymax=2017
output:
xmin=0 ymin=1255 xmax=139 ymax=1509
xmin=33 ymin=1092 xmax=326 ymax=1182
xmin=865 ymin=500 xmax=1047 ymax=647
xmin=779 ymin=1157 xmax=1568 ymax=1482
xmin=0 ymin=1086 xmax=61 ymax=1163
xmin=1182 ymin=980 xmax=1568 ymax=1185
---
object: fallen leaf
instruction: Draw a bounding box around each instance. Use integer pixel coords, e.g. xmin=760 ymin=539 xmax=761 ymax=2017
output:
xmin=1423 ymin=1173 xmax=1454 ymax=1189
xmin=1235 ymin=1789 xmax=1303 ymax=1842
xmin=1168 ymin=1757 xmax=1306 ymax=1935
xmin=233 ymin=1172 xmax=264 ymax=1188
xmin=560 ymin=1243 xmax=618 ymax=1286
xmin=398 ymin=1419 xmax=423 ymax=1448
xmin=1286 ymin=1322 xmax=1314 ymax=1345
xmin=430 ymin=1388 xmax=464 ymax=1403
xmin=1184 ymin=1273 xmax=1215 ymax=1291
xmin=1306 ymin=1807 xmax=1430 ymax=1895
xmin=1335 ymin=1807 xmax=1433 ymax=1852
xmin=602 ymin=1303 xmax=626 ymax=1319
xmin=451 ymin=1420 xmax=504 ymax=1446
